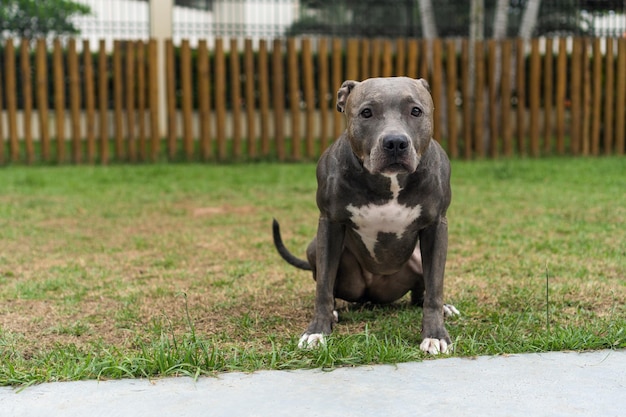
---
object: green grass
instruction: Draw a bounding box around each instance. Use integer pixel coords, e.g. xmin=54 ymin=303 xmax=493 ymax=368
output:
xmin=0 ymin=157 xmax=624 ymax=386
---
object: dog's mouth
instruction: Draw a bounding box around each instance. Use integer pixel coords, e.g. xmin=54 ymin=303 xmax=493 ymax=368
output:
xmin=382 ymin=162 xmax=410 ymax=174
xmin=363 ymin=148 xmax=419 ymax=175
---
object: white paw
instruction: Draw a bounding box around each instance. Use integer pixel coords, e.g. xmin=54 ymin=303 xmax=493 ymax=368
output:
xmin=420 ymin=338 xmax=452 ymax=355
xmin=298 ymin=333 xmax=326 ymax=349
xmin=332 ymin=310 xmax=339 ymax=323
xmin=443 ymin=304 xmax=460 ymax=317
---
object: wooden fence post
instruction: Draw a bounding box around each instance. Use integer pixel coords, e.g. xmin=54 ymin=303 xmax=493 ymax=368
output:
xmin=0 ymin=47 xmax=4 ymax=164
xmin=136 ymin=41 xmax=147 ymax=161
xmin=0 ymin=49 xmax=5 ymax=165
xmin=180 ymin=39 xmax=194 ymax=160
xmin=53 ymin=39 xmax=65 ymax=163
xmin=165 ymin=39 xmax=177 ymax=159
xmin=244 ymin=38 xmax=256 ymax=159
xmin=543 ymin=37 xmax=554 ymax=154
xmin=570 ymin=38 xmax=583 ymax=155
xmin=603 ymin=38 xmax=615 ymax=155
xmin=395 ymin=38 xmax=406 ymax=76
xmin=148 ymin=39 xmax=160 ymax=161
xmin=555 ymin=37 xmax=567 ymax=155
xmin=318 ymin=38 xmax=330 ymax=153
xmin=287 ymin=37 xmax=301 ymax=160
xmin=501 ymin=39 xmax=513 ymax=157
xmin=381 ymin=40 xmax=393 ymax=77
xmin=126 ymin=41 xmax=136 ymax=162
xmin=181 ymin=39 xmax=194 ymax=160
xmin=98 ymin=40 xmax=109 ymax=164
xmin=515 ymin=38 xmax=526 ymax=156
xmin=215 ymin=38 xmax=227 ymax=160
xmin=198 ymin=39 xmax=213 ymax=161
xmin=258 ymin=40 xmax=270 ymax=157
xmin=616 ymin=38 xmax=626 ymax=155
xmin=591 ymin=38 xmax=602 ymax=156
xmin=5 ymin=39 xmax=18 ymax=162
xmin=370 ymin=38 xmax=381 ymax=78
xmin=332 ymin=38 xmax=343 ymax=140
xmin=474 ymin=40 xmax=485 ymax=158
xmin=36 ymin=39 xmax=50 ymax=163
xmin=419 ymin=39 xmax=429 ymax=79
xmin=487 ymin=39 xmax=499 ymax=158
xmin=21 ymin=39 xmax=34 ymax=164
xmin=406 ymin=39 xmax=419 ymax=79
xmin=461 ymin=39 xmax=472 ymax=159
xmin=529 ymin=38 xmax=540 ymax=157
xmin=446 ymin=39 xmax=458 ymax=158
xmin=68 ymin=39 xmax=82 ymax=163
xmin=431 ymin=39 xmax=443 ymax=144
xmin=83 ymin=40 xmax=96 ymax=164
xmin=113 ymin=40 xmax=124 ymax=161
xmin=230 ymin=38 xmax=242 ymax=159
xmin=581 ymin=38 xmax=591 ymax=156
xmin=302 ymin=38 xmax=316 ymax=158
xmin=346 ymin=38 xmax=359 ymax=80
xmin=360 ymin=39 xmax=370 ymax=80
xmin=272 ymin=39 xmax=285 ymax=160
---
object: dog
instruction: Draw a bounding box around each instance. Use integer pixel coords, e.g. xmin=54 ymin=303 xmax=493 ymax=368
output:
xmin=273 ymin=77 xmax=458 ymax=354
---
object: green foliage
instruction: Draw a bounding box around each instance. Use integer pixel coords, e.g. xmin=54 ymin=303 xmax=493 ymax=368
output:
xmin=289 ymin=0 xmax=595 ymax=37
xmin=0 ymin=0 xmax=91 ymax=40
xmin=288 ymin=0 xmax=420 ymax=37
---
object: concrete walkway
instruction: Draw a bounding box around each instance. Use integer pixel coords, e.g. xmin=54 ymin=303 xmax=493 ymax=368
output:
xmin=2 ymin=349 xmax=625 ymax=417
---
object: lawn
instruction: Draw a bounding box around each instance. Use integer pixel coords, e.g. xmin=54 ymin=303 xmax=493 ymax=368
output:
xmin=0 ymin=157 xmax=625 ymax=386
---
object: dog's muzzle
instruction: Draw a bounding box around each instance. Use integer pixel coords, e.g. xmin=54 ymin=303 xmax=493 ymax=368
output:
xmin=378 ymin=134 xmax=416 ymax=173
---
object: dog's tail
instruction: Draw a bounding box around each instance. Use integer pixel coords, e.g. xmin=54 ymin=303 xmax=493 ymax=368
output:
xmin=272 ymin=219 xmax=312 ymax=271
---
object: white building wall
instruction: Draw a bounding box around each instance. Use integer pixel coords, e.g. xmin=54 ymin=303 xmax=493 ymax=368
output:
xmin=73 ymin=0 xmax=149 ymax=48
xmin=73 ymin=0 xmax=299 ymax=49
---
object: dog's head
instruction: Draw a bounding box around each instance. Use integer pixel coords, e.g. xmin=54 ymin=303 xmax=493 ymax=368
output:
xmin=336 ymin=77 xmax=434 ymax=175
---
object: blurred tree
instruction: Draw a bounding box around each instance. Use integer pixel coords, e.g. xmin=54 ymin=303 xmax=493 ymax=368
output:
xmin=519 ymin=0 xmax=542 ymax=38
xmin=0 ymin=0 xmax=91 ymax=40
xmin=136 ymin=0 xmax=213 ymax=10
xmin=418 ymin=0 xmax=437 ymax=38
xmin=579 ymin=0 xmax=624 ymax=11
xmin=174 ymin=0 xmax=211 ymax=9
xmin=493 ymin=0 xmax=510 ymax=38
xmin=288 ymin=0 xmax=598 ymax=38
xmin=287 ymin=0 xmax=419 ymax=37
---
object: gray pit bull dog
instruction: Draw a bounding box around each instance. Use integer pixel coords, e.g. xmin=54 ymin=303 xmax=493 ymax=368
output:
xmin=273 ymin=76 xmax=459 ymax=354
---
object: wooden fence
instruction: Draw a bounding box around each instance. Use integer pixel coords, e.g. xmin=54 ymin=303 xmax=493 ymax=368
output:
xmin=0 ymin=36 xmax=625 ymax=164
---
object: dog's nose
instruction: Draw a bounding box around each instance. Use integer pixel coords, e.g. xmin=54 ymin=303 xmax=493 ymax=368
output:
xmin=382 ymin=135 xmax=409 ymax=156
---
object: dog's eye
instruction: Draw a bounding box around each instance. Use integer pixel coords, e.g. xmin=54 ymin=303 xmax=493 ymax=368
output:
xmin=360 ymin=108 xmax=373 ymax=118
xmin=411 ymin=107 xmax=423 ymax=117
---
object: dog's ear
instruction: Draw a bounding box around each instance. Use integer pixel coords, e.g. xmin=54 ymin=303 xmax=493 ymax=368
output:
xmin=417 ymin=78 xmax=431 ymax=92
xmin=336 ymin=80 xmax=359 ymax=113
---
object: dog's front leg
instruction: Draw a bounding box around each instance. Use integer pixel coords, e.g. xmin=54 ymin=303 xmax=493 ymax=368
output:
xmin=419 ymin=216 xmax=452 ymax=354
xmin=298 ymin=217 xmax=345 ymax=348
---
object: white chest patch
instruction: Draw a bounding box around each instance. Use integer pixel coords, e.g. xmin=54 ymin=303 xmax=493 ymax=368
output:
xmin=346 ymin=174 xmax=421 ymax=260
